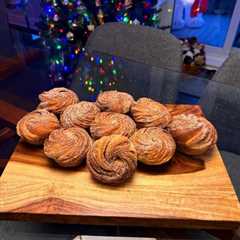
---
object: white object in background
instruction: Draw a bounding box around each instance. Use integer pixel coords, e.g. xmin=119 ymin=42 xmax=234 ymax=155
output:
xmin=205 ymin=45 xmax=228 ymax=68
xmin=158 ymin=0 xmax=174 ymax=29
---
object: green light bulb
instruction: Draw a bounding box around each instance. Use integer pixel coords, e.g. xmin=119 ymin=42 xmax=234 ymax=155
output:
xmin=152 ymin=15 xmax=157 ymax=21
xmin=123 ymin=16 xmax=129 ymax=23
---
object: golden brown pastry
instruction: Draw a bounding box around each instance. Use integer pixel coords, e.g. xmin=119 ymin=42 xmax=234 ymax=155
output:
xmin=87 ymin=135 xmax=137 ymax=184
xmin=38 ymin=87 xmax=79 ymax=114
xmin=130 ymin=127 xmax=176 ymax=165
xmin=96 ymin=90 xmax=134 ymax=113
xmin=60 ymin=101 xmax=100 ymax=129
xmin=131 ymin=98 xmax=171 ymax=128
xmin=168 ymin=114 xmax=218 ymax=155
xmin=90 ymin=112 xmax=136 ymax=139
xmin=44 ymin=127 xmax=92 ymax=167
xmin=16 ymin=109 xmax=59 ymax=145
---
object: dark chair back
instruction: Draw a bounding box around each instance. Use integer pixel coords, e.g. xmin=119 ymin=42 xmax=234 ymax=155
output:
xmin=86 ymin=22 xmax=182 ymax=72
xmin=200 ymin=81 xmax=240 ymax=154
xmin=212 ymin=52 xmax=240 ymax=88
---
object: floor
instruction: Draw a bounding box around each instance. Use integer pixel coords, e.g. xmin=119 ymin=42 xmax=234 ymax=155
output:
xmin=172 ymin=14 xmax=231 ymax=48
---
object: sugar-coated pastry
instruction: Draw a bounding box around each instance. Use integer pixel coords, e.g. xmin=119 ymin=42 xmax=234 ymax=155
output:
xmin=96 ymin=90 xmax=134 ymax=113
xmin=38 ymin=87 xmax=79 ymax=114
xmin=60 ymin=101 xmax=100 ymax=129
xmin=87 ymin=135 xmax=137 ymax=185
xmin=130 ymin=127 xmax=176 ymax=165
xmin=44 ymin=127 xmax=92 ymax=167
xmin=168 ymin=114 xmax=217 ymax=155
xmin=131 ymin=97 xmax=171 ymax=128
xmin=16 ymin=109 xmax=59 ymax=145
xmin=90 ymin=112 xmax=136 ymax=139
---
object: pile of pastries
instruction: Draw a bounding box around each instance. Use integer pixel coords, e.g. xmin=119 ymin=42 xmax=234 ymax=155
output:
xmin=16 ymin=87 xmax=218 ymax=185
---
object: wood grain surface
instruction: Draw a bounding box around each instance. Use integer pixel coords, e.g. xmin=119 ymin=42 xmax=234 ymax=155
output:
xmin=0 ymin=105 xmax=240 ymax=229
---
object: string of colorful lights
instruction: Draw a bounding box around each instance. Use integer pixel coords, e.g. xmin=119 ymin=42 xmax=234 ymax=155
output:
xmin=75 ymin=51 xmax=123 ymax=94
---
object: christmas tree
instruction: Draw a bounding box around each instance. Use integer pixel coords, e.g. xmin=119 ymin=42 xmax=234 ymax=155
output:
xmin=95 ymin=0 xmax=159 ymax=26
xmin=38 ymin=0 xmax=95 ymax=83
xmin=38 ymin=0 xmax=160 ymax=84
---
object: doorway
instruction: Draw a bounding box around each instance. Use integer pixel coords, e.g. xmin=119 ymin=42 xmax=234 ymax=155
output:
xmin=170 ymin=0 xmax=240 ymax=67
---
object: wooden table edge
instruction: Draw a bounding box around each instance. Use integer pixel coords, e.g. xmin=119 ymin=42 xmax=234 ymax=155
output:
xmin=0 ymin=212 xmax=239 ymax=230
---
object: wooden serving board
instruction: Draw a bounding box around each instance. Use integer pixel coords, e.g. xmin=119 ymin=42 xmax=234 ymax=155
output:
xmin=0 ymin=105 xmax=240 ymax=229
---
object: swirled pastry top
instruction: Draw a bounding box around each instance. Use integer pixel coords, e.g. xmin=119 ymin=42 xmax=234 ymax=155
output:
xmin=130 ymin=127 xmax=176 ymax=165
xmin=96 ymin=90 xmax=134 ymax=113
xmin=131 ymin=97 xmax=171 ymax=128
xmin=60 ymin=101 xmax=100 ymax=129
xmin=168 ymin=114 xmax=217 ymax=155
xmin=16 ymin=109 xmax=59 ymax=145
xmin=90 ymin=112 xmax=136 ymax=139
xmin=38 ymin=87 xmax=79 ymax=113
xmin=44 ymin=127 xmax=92 ymax=167
xmin=87 ymin=134 xmax=137 ymax=185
